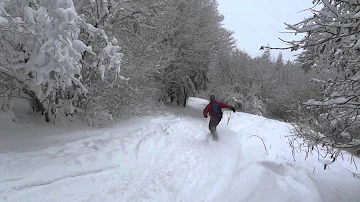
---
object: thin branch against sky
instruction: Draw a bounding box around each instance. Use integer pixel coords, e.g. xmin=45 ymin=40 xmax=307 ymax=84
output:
xmin=217 ymin=0 xmax=315 ymax=61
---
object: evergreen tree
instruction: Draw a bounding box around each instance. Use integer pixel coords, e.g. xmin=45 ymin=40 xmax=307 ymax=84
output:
xmin=275 ymin=52 xmax=284 ymax=71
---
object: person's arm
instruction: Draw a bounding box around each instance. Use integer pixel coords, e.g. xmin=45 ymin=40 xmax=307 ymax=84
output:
xmin=203 ymin=104 xmax=210 ymax=118
xmin=219 ymin=102 xmax=236 ymax=112
xmin=219 ymin=102 xmax=232 ymax=109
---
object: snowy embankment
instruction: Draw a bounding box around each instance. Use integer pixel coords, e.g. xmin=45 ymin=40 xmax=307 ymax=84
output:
xmin=1 ymin=97 xmax=360 ymax=202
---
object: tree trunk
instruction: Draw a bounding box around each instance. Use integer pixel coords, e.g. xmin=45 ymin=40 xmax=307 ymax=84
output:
xmin=183 ymin=88 xmax=187 ymax=107
xmin=22 ymin=87 xmax=46 ymax=115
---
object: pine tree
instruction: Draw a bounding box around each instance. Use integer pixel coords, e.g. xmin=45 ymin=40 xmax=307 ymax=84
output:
xmin=275 ymin=52 xmax=284 ymax=71
xmin=261 ymin=43 xmax=272 ymax=63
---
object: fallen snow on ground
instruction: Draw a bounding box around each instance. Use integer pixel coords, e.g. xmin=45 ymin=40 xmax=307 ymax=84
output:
xmin=1 ymin=97 xmax=360 ymax=202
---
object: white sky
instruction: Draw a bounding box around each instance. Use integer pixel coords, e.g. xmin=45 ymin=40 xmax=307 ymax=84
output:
xmin=217 ymin=0 xmax=315 ymax=61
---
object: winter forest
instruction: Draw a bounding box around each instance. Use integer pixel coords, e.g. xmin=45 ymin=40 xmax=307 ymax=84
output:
xmin=1 ymin=0 xmax=360 ymax=201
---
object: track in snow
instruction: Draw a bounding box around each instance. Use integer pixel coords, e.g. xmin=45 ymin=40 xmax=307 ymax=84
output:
xmin=1 ymin=97 xmax=360 ymax=202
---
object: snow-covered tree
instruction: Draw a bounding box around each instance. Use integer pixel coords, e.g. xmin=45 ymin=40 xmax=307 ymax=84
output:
xmin=275 ymin=52 xmax=284 ymax=71
xmin=0 ymin=0 xmax=123 ymax=124
xmin=207 ymin=44 xmax=322 ymax=122
xmin=261 ymin=44 xmax=272 ymax=63
xmin=268 ymin=0 xmax=360 ymax=157
xmin=82 ymin=0 xmax=175 ymax=117
xmin=0 ymin=0 xmax=240 ymax=126
xmin=157 ymin=0 xmax=235 ymax=106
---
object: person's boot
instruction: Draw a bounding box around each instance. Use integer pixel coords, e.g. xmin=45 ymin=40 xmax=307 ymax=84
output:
xmin=213 ymin=130 xmax=218 ymax=141
xmin=210 ymin=127 xmax=218 ymax=141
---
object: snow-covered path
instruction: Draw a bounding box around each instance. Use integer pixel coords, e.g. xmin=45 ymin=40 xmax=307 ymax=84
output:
xmin=1 ymin=98 xmax=360 ymax=202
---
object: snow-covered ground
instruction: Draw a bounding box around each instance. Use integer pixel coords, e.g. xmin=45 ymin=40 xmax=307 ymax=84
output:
xmin=1 ymin=97 xmax=360 ymax=202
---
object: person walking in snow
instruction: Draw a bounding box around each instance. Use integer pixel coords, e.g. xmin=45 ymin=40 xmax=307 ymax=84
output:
xmin=203 ymin=95 xmax=236 ymax=140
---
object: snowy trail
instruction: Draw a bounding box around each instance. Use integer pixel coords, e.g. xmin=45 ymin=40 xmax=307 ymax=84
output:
xmin=1 ymin=98 xmax=360 ymax=202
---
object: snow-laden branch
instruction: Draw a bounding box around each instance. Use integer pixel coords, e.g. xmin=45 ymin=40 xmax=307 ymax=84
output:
xmin=0 ymin=0 xmax=124 ymax=98
xmin=264 ymin=0 xmax=360 ymax=158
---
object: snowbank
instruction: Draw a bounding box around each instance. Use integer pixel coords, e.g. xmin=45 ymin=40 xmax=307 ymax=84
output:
xmin=1 ymin=97 xmax=359 ymax=201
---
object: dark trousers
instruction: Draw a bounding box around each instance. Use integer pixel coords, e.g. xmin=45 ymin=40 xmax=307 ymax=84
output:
xmin=209 ymin=118 xmax=221 ymax=134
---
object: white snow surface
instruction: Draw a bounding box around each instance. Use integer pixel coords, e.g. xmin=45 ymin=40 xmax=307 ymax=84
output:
xmin=1 ymin=97 xmax=360 ymax=202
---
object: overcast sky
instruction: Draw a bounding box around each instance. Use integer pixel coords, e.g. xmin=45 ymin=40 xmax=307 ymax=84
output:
xmin=217 ymin=0 xmax=315 ymax=61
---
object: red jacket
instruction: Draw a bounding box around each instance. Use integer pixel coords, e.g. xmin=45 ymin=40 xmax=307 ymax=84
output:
xmin=203 ymin=101 xmax=233 ymax=120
